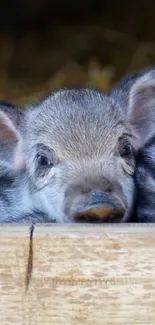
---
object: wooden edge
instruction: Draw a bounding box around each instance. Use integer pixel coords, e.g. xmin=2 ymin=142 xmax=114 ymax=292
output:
xmin=0 ymin=223 xmax=155 ymax=235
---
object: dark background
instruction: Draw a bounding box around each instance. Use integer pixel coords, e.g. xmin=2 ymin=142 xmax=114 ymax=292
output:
xmin=0 ymin=0 xmax=155 ymax=104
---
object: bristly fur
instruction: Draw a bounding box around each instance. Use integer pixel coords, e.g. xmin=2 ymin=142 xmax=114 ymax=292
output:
xmin=132 ymin=135 xmax=155 ymax=222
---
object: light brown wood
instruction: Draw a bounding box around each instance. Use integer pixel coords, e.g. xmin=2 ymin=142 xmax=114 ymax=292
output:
xmin=0 ymin=223 xmax=155 ymax=324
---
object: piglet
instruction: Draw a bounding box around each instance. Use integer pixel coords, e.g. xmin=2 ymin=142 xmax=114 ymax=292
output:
xmin=1 ymin=69 xmax=155 ymax=223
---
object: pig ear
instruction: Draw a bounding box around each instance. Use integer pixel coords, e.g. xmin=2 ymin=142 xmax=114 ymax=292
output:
xmin=0 ymin=111 xmax=25 ymax=169
xmin=128 ymin=71 xmax=155 ymax=149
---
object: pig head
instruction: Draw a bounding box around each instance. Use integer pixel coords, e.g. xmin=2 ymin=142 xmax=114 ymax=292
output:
xmin=19 ymin=71 xmax=155 ymax=223
xmin=1 ymin=68 xmax=155 ymax=223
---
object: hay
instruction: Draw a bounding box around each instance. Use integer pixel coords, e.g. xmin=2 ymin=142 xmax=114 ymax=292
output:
xmin=0 ymin=25 xmax=154 ymax=105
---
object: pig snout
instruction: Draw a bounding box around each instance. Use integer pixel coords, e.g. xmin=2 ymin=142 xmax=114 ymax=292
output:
xmin=74 ymin=192 xmax=125 ymax=222
xmin=64 ymin=188 xmax=125 ymax=223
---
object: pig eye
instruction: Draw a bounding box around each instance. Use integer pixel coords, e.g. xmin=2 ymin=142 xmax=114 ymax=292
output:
xmin=36 ymin=144 xmax=55 ymax=168
xmin=118 ymin=137 xmax=133 ymax=159
xmin=37 ymin=154 xmax=54 ymax=167
xmin=120 ymin=144 xmax=132 ymax=158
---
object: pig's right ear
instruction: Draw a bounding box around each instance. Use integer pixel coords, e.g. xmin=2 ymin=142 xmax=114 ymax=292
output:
xmin=128 ymin=70 xmax=155 ymax=149
xmin=0 ymin=111 xmax=25 ymax=169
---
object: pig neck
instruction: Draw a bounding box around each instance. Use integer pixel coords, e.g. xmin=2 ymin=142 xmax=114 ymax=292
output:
xmin=0 ymin=167 xmax=52 ymax=223
xmin=24 ymin=175 xmax=55 ymax=222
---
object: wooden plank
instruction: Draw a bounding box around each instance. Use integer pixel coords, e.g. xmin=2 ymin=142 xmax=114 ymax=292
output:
xmin=0 ymin=224 xmax=155 ymax=324
xmin=0 ymin=225 xmax=31 ymax=325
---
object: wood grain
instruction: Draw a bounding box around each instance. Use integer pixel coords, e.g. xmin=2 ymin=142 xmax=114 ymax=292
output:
xmin=0 ymin=223 xmax=155 ymax=324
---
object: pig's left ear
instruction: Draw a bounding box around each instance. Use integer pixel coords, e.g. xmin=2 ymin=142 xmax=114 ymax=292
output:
xmin=128 ymin=70 xmax=155 ymax=149
xmin=0 ymin=111 xmax=25 ymax=169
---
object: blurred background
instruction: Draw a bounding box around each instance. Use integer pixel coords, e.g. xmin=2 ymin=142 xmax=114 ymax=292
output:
xmin=0 ymin=0 xmax=155 ymax=105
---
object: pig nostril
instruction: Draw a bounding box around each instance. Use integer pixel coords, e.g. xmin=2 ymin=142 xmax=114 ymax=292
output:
xmin=82 ymin=188 xmax=91 ymax=194
xmin=105 ymin=188 xmax=112 ymax=194
xmin=105 ymin=185 xmax=112 ymax=194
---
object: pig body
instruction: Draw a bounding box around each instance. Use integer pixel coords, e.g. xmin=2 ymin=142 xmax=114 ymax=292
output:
xmin=132 ymin=135 xmax=155 ymax=222
xmin=1 ymin=67 xmax=155 ymax=223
